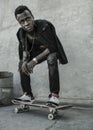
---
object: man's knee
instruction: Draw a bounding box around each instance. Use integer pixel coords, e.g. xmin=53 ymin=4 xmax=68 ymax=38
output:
xmin=47 ymin=53 xmax=58 ymax=65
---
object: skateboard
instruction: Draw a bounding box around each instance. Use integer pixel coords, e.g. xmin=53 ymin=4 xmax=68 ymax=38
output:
xmin=12 ymin=99 xmax=72 ymax=120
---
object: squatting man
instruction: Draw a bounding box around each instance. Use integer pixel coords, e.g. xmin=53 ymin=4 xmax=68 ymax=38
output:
xmin=14 ymin=5 xmax=68 ymax=105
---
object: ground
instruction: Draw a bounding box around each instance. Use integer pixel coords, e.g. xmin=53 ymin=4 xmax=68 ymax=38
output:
xmin=0 ymin=104 xmax=93 ymax=130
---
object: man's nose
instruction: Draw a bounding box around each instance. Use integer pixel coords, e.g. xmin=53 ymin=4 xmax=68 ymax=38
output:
xmin=24 ymin=21 xmax=28 ymax=26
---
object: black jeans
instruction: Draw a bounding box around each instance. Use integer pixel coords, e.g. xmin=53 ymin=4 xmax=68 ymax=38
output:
xmin=19 ymin=53 xmax=60 ymax=97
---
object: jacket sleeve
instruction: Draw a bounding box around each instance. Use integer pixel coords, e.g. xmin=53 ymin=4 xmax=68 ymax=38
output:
xmin=55 ymin=35 xmax=68 ymax=64
xmin=16 ymin=30 xmax=23 ymax=61
xmin=48 ymin=22 xmax=68 ymax=64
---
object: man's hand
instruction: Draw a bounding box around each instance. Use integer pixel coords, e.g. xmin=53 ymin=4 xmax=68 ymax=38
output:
xmin=27 ymin=59 xmax=37 ymax=73
xmin=21 ymin=61 xmax=30 ymax=75
xmin=20 ymin=58 xmax=37 ymax=75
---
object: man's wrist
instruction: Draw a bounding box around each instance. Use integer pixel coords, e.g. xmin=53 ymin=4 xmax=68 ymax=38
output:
xmin=32 ymin=58 xmax=38 ymax=64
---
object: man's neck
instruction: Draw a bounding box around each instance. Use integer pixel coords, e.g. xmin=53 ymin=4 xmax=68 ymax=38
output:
xmin=28 ymin=29 xmax=35 ymax=36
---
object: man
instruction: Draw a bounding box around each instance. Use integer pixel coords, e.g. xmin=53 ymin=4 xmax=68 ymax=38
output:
xmin=14 ymin=5 xmax=68 ymax=105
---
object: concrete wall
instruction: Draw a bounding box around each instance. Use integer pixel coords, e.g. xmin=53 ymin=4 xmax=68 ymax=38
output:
xmin=0 ymin=0 xmax=93 ymax=104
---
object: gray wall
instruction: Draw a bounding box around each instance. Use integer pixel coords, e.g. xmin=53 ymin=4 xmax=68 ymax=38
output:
xmin=0 ymin=0 xmax=93 ymax=104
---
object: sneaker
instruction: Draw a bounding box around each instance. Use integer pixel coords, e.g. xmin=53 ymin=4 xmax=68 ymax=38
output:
xmin=48 ymin=96 xmax=59 ymax=105
xmin=14 ymin=93 xmax=35 ymax=103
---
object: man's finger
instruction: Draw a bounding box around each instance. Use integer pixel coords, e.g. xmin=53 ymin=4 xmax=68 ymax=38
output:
xmin=22 ymin=64 xmax=29 ymax=75
xmin=29 ymin=68 xmax=33 ymax=73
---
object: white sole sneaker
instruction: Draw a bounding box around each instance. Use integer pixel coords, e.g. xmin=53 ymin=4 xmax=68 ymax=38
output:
xmin=48 ymin=96 xmax=59 ymax=105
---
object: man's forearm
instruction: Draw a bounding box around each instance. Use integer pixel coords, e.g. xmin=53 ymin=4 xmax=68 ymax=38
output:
xmin=34 ymin=48 xmax=50 ymax=62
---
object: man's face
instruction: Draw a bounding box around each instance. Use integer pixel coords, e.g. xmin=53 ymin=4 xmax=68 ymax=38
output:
xmin=16 ymin=10 xmax=34 ymax=32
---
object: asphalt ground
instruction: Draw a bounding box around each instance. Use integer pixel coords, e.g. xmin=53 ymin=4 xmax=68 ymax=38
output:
xmin=0 ymin=104 xmax=93 ymax=130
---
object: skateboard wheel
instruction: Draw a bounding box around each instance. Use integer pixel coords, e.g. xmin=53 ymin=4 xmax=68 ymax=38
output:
xmin=48 ymin=113 xmax=54 ymax=120
xmin=23 ymin=107 xmax=30 ymax=112
xmin=14 ymin=108 xmax=20 ymax=113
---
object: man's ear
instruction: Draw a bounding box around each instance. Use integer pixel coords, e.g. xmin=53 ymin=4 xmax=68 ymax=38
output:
xmin=31 ymin=15 xmax=34 ymax=19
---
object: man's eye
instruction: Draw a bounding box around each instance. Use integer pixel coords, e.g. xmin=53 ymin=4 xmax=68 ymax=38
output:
xmin=20 ymin=20 xmax=24 ymax=24
xmin=26 ymin=17 xmax=31 ymax=21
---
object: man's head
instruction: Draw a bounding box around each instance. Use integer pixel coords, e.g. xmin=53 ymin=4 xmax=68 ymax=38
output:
xmin=15 ymin=5 xmax=34 ymax=32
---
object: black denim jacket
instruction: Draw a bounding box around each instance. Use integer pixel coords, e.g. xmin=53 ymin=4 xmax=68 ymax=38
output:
xmin=16 ymin=19 xmax=68 ymax=64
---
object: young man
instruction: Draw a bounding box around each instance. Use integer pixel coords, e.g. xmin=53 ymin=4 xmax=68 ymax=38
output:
xmin=14 ymin=5 xmax=68 ymax=105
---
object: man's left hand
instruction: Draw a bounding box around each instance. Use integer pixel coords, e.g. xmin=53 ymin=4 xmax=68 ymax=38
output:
xmin=27 ymin=59 xmax=37 ymax=73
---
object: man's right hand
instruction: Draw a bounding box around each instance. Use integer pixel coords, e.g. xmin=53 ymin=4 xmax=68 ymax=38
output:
xmin=21 ymin=61 xmax=30 ymax=75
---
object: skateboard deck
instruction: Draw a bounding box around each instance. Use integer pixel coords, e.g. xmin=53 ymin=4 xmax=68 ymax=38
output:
xmin=12 ymin=99 xmax=72 ymax=120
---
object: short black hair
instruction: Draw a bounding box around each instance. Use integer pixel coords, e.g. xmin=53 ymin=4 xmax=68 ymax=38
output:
xmin=14 ymin=5 xmax=33 ymax=18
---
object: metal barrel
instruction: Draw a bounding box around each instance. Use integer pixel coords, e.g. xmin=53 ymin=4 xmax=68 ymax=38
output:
xmin=0 ymin=71 xmax=13 ymax=105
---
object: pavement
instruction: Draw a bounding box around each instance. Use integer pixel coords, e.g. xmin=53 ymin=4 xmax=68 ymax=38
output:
xmin=0 ymin=103 xmax=93 ymax=130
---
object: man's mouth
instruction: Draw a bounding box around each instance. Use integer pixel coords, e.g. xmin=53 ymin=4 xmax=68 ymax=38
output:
xmin=25 ymin=26 xmax=33 ymax=31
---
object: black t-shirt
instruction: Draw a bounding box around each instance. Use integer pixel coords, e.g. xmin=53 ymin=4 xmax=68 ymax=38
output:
xmin=31 ymin=40 xmax=46 ymax=57
xmin=27 ymin=35 xmax=47 ymax=59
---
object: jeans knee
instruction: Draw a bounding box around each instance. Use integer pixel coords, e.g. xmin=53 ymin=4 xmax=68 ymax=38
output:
xmin=47 ymin=53 xmax=57 ymax=65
